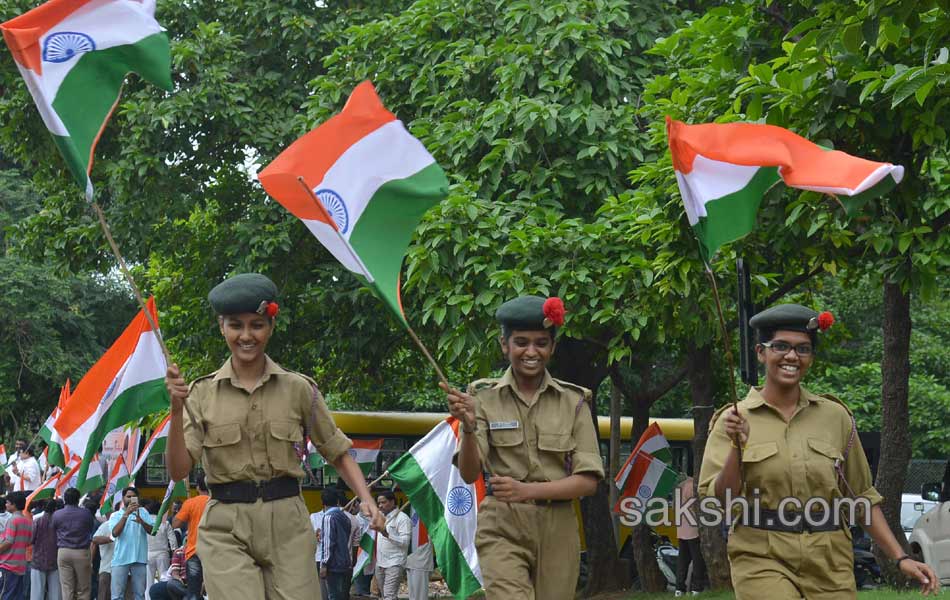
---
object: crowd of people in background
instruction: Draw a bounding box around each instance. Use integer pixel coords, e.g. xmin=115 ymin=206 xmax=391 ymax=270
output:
xmin=0 ymin=444 xmax=440 ymax=600
xmin=0 ymin=445 xmax=205 ymax=600
xmin=311 ymin=488 xmax=435 ymax=600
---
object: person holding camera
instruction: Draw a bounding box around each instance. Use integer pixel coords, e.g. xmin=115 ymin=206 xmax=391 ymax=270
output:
xmin=108 ymin=488 xmax=154 ymax=600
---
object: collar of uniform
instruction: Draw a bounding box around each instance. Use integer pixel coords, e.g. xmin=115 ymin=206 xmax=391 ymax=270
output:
xmin=212 ymin=355 xmax=286 ymax=385
xmin=743 ymin=386 xmax=819 ymax=410
xmin=492 ymin=367 xmax=564 ymax=393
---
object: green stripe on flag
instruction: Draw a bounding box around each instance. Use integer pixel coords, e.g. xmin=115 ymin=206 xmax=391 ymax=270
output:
xmin=152 ymin=480 xmax=187 ymax=536
xmin=50 ymin=33 xmax=171 ymax=188
xmin=388 ymin=454 xmax=481 ymax=600
xmin=76 ymin=378 xmax=169 ymax=488
xmin=692 ymin=166 xmax=779 ymax=259
xmin=349 ymin=162 xmax=449 ymax=323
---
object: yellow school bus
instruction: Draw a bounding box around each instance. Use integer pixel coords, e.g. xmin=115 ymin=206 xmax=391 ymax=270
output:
xmin=135 ymin=411 xmax=694 ymax=548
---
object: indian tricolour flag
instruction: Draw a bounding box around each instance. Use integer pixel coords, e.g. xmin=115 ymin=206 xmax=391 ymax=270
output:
xmin=1 ymin=0 xmax=172 ymax=200
xmin=614 ymin=423 xmax=680 ymax=511
xmin=323 ymin=438 xmax=383 ymax=478
xmin=53 ymin=298 xmax=169 ymax=489
xmin=99 ymin=457 xmax=132 ymax=517
xmin=666 ymin=117 xmax=904 ymax=259
xmin=130 ymin=414 xmax=169 ymax=476
xmin=388 ymin=418 xmax=485 ymax=599
xmin=39 ymin=379 xmax=70 ymax=468
xmin=259 ymin=81 xmax=449 ymax=325
xmin=351 ymin=529 xmax=376 ymax=582
xmin=25 ymin=472 xmax=60 ymax=510
xmin=151 ymin=479 xmax=187 ymax=536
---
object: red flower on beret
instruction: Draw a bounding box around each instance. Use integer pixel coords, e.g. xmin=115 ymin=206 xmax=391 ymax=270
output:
xmin=817 ymin=310 xmax=834 ymax=332
xmin=542 ymin=297 xmax=566 ymax=327
xmin=265 ymin=302 xmax=280 ymax=318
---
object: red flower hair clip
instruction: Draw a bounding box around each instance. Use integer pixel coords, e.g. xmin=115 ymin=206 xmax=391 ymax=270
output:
xmin=817 ymin=310 xmax=834 ymax=332
xmin=257 ymin=300 xmax=280 ymax=318
xmin=542 ymin=297 xmax=566 ymax=328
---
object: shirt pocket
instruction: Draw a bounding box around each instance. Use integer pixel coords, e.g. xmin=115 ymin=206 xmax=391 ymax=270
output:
xmin=806 ymin=437 xmax=843 ymax=497
xmin=741 ymin=441 xmax=783 ymax=494
xmin=537 ymin=431 xmax=577 ymax=479
xmin=203 ymin=423 xmax=246 ymax=478
xmin=487 ymin=427 xmax=527 ymax=480
xmin=267 ymin=419 xmax=304 ymax=473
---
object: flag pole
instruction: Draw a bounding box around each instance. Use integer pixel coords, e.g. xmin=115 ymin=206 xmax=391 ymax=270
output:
xmin=90 ymin=201 xmax=200 ymax=429
xmin=703 ymin=261 xmax=745 ymax=484
xmin=294 ymin=177 xmax=451 ymax=389
xmin=343 ymin=470 xmax=390 ymax=511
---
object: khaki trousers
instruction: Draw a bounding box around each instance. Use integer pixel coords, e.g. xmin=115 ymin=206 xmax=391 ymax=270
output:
xmin=198 ymin=495 xmax=320 ymax=600
xmin=57 ymin=547 xmax=91 ymax=600
xmin=728 ymin=525 xmax=857 ymax=599
xmin=475 ymin=497 xmax=579 ymax=600
xmin=373 ymin=565 xmax=403 ymax=600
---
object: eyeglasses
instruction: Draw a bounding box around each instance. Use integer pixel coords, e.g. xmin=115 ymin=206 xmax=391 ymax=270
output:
xmin=761 ymin=341 xmax=814 ymax=356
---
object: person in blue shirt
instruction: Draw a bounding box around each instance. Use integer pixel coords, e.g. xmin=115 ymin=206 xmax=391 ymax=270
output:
xmin=108 ymin=487 xmax=155 ymax=600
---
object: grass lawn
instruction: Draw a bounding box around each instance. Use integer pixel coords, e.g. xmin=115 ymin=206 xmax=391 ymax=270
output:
xmin=617 ymin=590 xmax=946 ymax=599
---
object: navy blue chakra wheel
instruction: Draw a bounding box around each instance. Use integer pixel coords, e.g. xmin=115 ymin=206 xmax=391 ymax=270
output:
xmin=43 ymin=32 xmax=96 ymax=63
xmin=447 ymin=486 xmax=474 ymax=516
xmin=315 ymin=189 xmax=349 ymax=234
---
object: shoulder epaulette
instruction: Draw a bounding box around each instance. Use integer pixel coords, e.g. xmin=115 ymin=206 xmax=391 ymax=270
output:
xmin=707 ymin=404 xmax=732 ymax=434
xmin=817 ymin=392 xmax=854 ymax=415
xmin=554 ymin=379 xmax=593 ymax=404
xmin=467 ymin=378 xmax=497 ymax=394
xmin=283 ymin=368 xmax=320 ymax=389
xmin=187 ymin=371 xmax=217 ymax=393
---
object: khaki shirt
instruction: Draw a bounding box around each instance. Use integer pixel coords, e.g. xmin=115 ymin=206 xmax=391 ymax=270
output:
xmin=183 ymin=356 xmax=351 ymax=485
xmin=699 ymin=386 xmax=882 ymax=514
xmin=456 ymin=368 xmax=604 ymax=482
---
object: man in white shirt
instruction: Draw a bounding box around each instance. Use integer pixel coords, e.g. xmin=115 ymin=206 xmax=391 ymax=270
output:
xmin=405 ymin=509 xmax=433 ymax=600
xmin=309 ymin=507 xmax=328 ymax=600
xmin=374 ymin=492 xmax=411 ymax=600
xmin=8 ymin=442 xmax=41 ymax=493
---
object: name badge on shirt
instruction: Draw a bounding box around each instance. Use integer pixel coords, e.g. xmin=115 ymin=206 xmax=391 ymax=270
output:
xmin=489 ymin=420 xmax=520 ymax=431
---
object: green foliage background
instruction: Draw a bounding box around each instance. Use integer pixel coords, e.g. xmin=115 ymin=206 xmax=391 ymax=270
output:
xmin=0 ymin=0 xmax=946 ymax=458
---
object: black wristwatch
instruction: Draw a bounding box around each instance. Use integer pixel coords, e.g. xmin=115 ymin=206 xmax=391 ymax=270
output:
xmin=895 ymin=554 xmax=911 ymax=567
xmin=462 ymin=422 xmax=477 ymax=434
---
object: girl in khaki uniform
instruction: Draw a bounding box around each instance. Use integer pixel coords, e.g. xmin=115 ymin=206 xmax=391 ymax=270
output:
xmin=164 ymin=273 xmax=384 ymax=600
xmin=445 ymin=295 xmax=604 ymax=599
xmin=700 ymin=303 xmax=938 ymax=598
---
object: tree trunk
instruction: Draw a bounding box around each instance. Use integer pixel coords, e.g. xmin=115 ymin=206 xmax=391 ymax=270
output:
xmin=609 ymin=380 xmax=622 ymax=539
xmin=548 ymin=338 xmax=629 ymax=595
xmin=628 ymin=396 xmax=667 ymax=592
xmin=874 ymin=280 xmax=913 ymax=585
xmin=688 ymin=342 xmax=732 ymax=589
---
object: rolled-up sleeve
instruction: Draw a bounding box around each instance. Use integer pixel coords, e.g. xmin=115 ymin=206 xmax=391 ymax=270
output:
xmin=698 ymin=410 xmax=731 ymax=498
xmin=309 ymin=385 xmax=352 ymax=463
xmin=841 ymin=417 xmax=882 ymax=512
xmin=570 ymin=398 xmax=604 ymax=478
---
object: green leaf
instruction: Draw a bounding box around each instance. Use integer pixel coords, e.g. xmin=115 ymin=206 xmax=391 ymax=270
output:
xmin=785 ymin=16 xmax=821 ymax=40
xmin=842 ymin=24 xmax=862 ymax=54
xmin=915 ymin=79 xmax=936 ymax=106
xmin=747 ymin=94 xmax=762 ymax=120
xmin=751 ymin=63 xmax=773 ymax=83
xmin=892 ymin=75 xmax=932 ymax=108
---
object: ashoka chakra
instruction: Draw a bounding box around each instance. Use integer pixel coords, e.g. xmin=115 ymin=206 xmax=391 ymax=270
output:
xmin=43 ymin=32 xmax=96 ymax=63
xmin=447 ymin=486 xmax=474 ymax=516
xmin=315 ymin=188 xmax=349 ymax=234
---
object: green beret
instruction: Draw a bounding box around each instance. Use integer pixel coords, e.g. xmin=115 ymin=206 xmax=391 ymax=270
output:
xmin=749 ymin=303 xmax=820 ymax=332
xmin=208 ymin=273 xmax=278 ymax=316
xmin=496 ymin=295 xmax=549 ymax=330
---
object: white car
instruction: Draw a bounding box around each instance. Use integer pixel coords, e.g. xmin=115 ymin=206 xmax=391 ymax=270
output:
xmin=908 ymin=466 xmax=950 ymax=587
xmin=902 ymin=493 xmax=938 ymax=536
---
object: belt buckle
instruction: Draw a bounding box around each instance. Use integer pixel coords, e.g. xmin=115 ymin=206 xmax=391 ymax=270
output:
xmin=255 ymin=480 xmax=267 ymax=500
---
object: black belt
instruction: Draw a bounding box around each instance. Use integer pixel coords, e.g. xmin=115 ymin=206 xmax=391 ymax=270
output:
xmin=742 ymin=509 xmax=841 ymax=533
xmin=208 ymin=476 xmax=300 ymax=504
